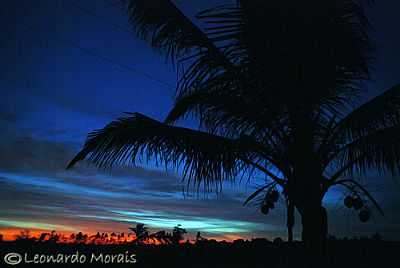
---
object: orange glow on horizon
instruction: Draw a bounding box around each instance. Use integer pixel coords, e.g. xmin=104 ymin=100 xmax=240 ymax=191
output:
xmin=0 ymin=228 xmax=136 ymax=244
xmin=0 ymin=228 xmax=252 ymax=244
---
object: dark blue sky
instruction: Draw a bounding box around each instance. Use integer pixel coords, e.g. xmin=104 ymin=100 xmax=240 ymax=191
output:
xmin=0 ymin=0 xmax=399 ymax=240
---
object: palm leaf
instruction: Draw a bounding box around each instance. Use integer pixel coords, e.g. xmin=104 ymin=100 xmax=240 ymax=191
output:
xmin=123 ymin=0 xmax=235 ymax=71
xmin=334 ymin=84 xmax=400 ymax=138
xmin=330 ymin=125 xmax=400 ymax=178
xmin=236 ymin=0 xmax=372 ymax=107
xmin=320 ymin=84 xmax=400 ymax=171
xmin=67 ymin=112 xmax=266 ymax=189
xmin=242 ymin=182 xmax=276 ymax=206
xmin=122 ymin=0 xmax=243 ymax=100
xmin=166 ymin=79 xmax=285 ymax=136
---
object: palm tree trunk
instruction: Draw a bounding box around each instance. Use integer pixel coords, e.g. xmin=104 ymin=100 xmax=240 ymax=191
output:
xmin=290 ymin=107 xmax=328 ymax=263
xmin=293 ymin=173 xmax=327 ymax=265
xmin=300 ymin=206 xmax=327 ymax=249
xmin=298 ymin=202 xmax=328 ymax=267
xmin=292 ymin=176 xmax=327 ymax=254
xmin=287 ymin=200 xmax=295 ymax=242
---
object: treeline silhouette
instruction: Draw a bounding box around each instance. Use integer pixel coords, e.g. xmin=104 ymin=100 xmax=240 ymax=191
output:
xmin=1 ymin=224 xmax=398 ymax=268
xmin=0 ymin=223 xmax=189 ymax=245
xmin=0 ymin=231 xmax=398 ymax=268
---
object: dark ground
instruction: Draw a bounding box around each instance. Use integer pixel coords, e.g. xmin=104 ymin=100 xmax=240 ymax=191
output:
xmin=0 ymin=239 xmax=399 ymax=268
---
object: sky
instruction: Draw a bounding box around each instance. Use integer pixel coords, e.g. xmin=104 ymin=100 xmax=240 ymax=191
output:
xmin=1 ymin=0 xmax=400 ymax=241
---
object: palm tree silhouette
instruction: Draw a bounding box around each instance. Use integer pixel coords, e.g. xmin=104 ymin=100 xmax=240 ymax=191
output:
xmin=67 ymin=0 xmax=400 ymax=254
xmin=74 ymin=232 xmax=88 ymax=244
xmin=148 ymin=230 xmax=173 ymax=244
xmin=172 ymin=224 xmax=187 ymax=245
xmin=129 ymin=223 xmax=149 ymax=244
xmin=195 ymin=231 xmax=206 ymax=243
xmin=15 ymin=230 xmax=34 ymax=242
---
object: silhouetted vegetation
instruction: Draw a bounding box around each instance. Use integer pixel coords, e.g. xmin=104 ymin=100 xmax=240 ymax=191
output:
xmin=129 ymin=223 xmax=149 ymax=245
xmin=0 ymin=234 xmax=397 ymax=268
xmin=67 ymin=1 xmax=400 ymax=258
xmin=1 ymin=226 xmax=397 ymax=267
xmin=5 ymin=223 xmax=188 ymax=246
xmin=59 ymin=2 xmax=400 ymax=268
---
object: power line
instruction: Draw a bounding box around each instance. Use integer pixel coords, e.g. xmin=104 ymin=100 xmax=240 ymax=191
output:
xmin=63 ymin=0 xmax=180 ymax=89
xmin=102 ymin=0 xmax=124 ymax=8
xmin=17 ymin=0 xmax=176 ymax=90
xmin=68 ymin=0 xmax=133 ymax=36
xmin=63 ymin=0 xmax=176 ymax=89
xmin=21 ymin=23 xmax=175 ymax=89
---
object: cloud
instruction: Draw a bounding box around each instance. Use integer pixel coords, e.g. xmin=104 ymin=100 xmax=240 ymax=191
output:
xmin=0 ymin=135 xmax=75 ymax=173
xmin=0 ymin=133 xmax=288 ymax=239
xmin=0 ymin=219 xmax=77 ymax=232
xmin=79 ymin=209 xmax=273 ymax=234
xmin=0 ymin=111 xmax=18 ymax=124
xmin=0 ymin=131 xmax=399 ymax=240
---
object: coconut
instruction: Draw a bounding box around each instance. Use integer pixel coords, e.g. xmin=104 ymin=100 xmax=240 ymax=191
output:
xmin=344 ymin=196 xmax=354 ymax=208
xmin=353 ymin=197 xmax=363 ymax=210
xmin=266 ymin=200 xmax=275 ymax=209
xmin=359 ymin=209 xmax=370 ymax=223
xmin=269 ymin=190 xmax=280 ymax=202
xmin=261 ymin=204 xmax=269 ymax=215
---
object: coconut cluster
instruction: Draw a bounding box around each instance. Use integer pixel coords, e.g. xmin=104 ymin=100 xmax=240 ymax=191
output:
xmin=344 ymin=195 xmax=370 ymax=223
xmin=260 ymin=190 xmax=279 ymax=215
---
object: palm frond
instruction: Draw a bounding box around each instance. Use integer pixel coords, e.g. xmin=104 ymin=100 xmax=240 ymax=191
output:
xmin=196 ymin=5 xmax=244 ymax=64
xmin=242 ymin=182 xmax=276 ymax=206
xmin=123 ymin=0 xmax=235 ymax=70
xmin=236 ymin=0 xmax=373 ymax=107
xmin=334 ymin=84 xmax=400 ymax=138
xmin=166 ymin=77 xmax=286 ymax=138
xmin=319 ymin=84 xmax=400 ymax=172
xmin=329 ymin=125 xmax=400 ymax=177
xmin=67 ymin=113 xmax=267 ymax=190
xmin=164 ymin=77 xmax=292 ymax=178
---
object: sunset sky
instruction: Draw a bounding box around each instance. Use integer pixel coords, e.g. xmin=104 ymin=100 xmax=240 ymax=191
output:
xmin=1 ymin=0 xmax=400 ymax=241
